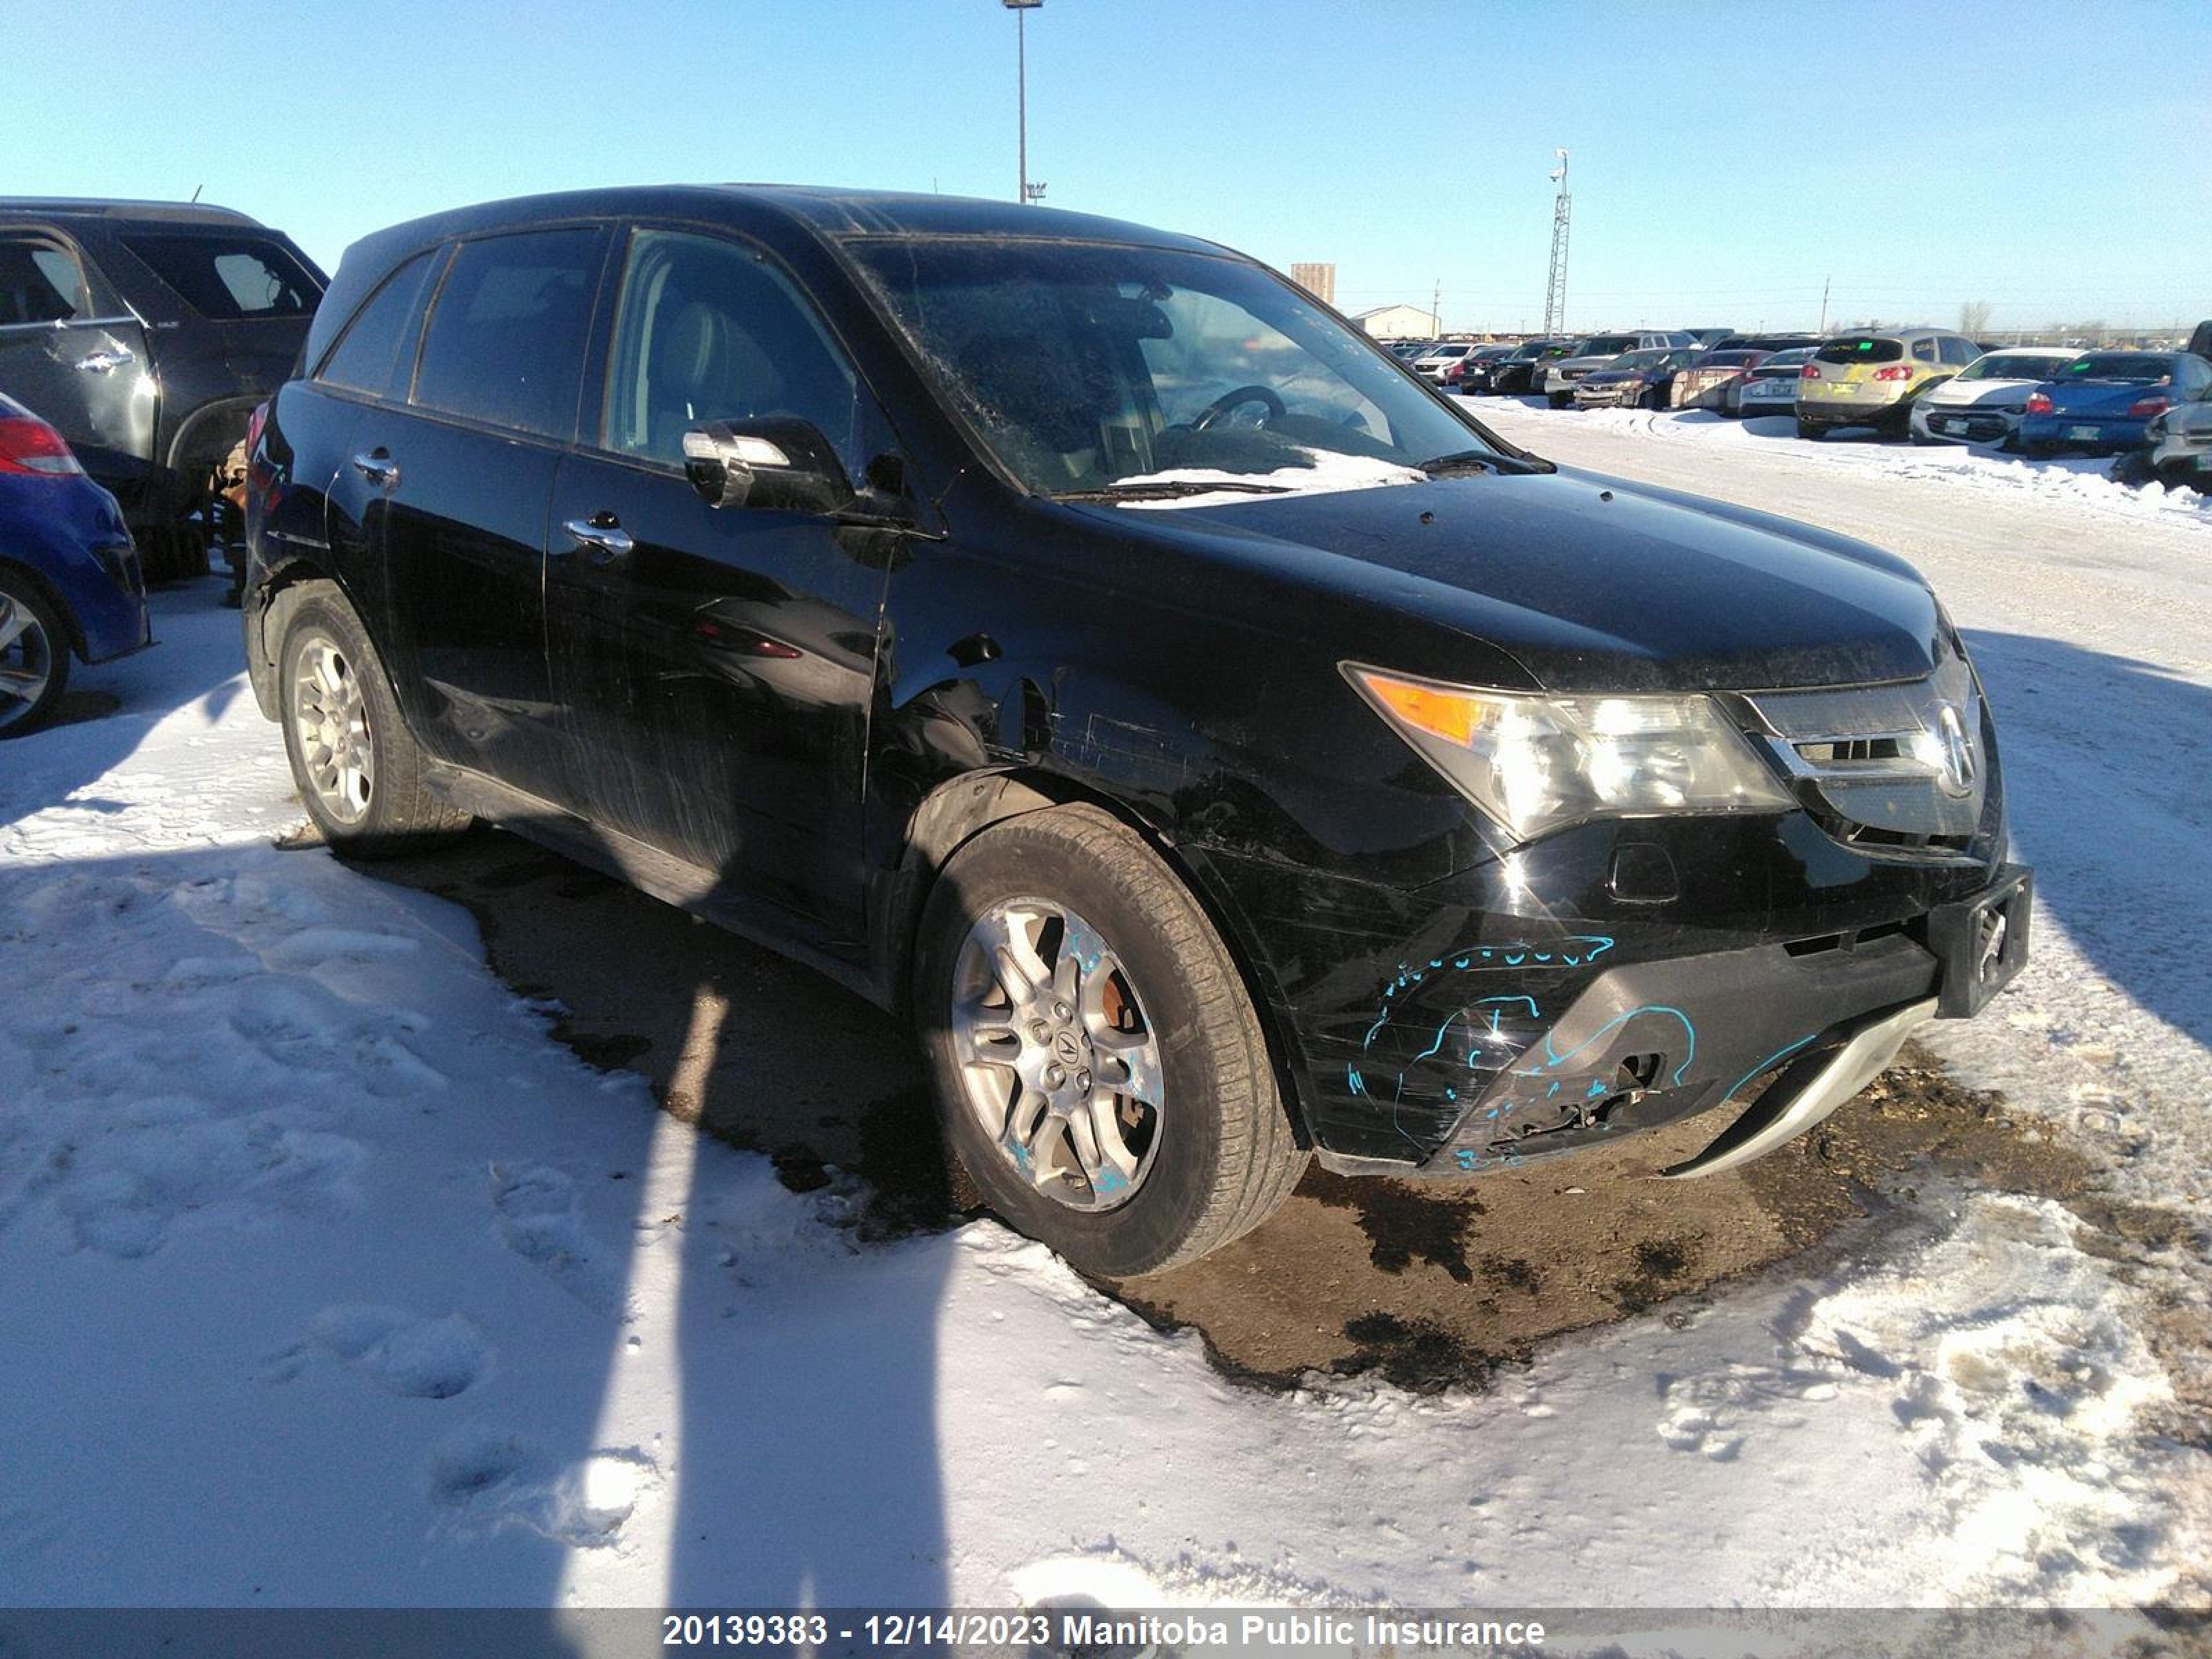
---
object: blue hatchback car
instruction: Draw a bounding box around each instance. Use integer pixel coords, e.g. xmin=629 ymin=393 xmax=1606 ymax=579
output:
xmin=2019 ymin=350 xmax=2212 ymax=458
xmin=0 ymin=391 xmax=151 ymax=736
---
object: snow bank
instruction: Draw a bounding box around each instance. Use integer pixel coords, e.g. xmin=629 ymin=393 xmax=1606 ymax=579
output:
xmin=1 ymin=581 xmax=2204 ymax=1611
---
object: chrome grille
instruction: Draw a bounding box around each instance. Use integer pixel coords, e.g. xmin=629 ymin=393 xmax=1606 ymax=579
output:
xmin=1743 ymin=646 xmax=1987 ymax=852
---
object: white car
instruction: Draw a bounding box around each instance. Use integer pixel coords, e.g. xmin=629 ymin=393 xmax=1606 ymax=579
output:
xmin=1909 ymin=348 xmax=2079 ymax=447
xmin=1410 ymin=343 xmax=1482 ymax=385
xmin=1736 ymin=346 xmax=1817 ymax=418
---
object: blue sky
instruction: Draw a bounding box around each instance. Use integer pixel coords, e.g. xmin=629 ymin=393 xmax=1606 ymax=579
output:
xmin=25 ymin=0 xmax=2204 ymax=333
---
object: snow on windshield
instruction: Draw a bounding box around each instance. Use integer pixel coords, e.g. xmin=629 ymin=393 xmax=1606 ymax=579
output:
xmin=1103 ymin=447 xmax=1430 ymax=509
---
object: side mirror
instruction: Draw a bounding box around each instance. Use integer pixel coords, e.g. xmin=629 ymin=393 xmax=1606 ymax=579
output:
xmin=682 ymin=418 xmax=854 ymax=516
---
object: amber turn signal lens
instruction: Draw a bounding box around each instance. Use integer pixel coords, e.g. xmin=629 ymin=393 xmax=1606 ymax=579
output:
xmin=1353 ymin=671 xmax=1481 ymax=747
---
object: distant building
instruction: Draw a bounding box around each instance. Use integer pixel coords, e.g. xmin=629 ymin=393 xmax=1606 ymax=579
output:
xmin=1290 ymin=262 xmax=1337 ymax=306
xmin=1351 ymin=303 xmax=1438 ymax=341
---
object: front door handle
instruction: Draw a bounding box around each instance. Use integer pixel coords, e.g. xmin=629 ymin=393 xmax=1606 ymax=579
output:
xmin=351 ymin=449 xmax=400 ymax=489
xmin=562 ymin=515 xmax=634 ymax=564
xmin=74 ymin=348 xmax=135 ymax=374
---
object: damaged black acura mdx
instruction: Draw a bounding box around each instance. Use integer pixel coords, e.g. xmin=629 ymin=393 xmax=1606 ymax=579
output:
xmin=244 ymin=187 xmax=2030 ymax=1275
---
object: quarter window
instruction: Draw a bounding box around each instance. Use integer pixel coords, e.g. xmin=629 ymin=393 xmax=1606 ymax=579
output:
xmin=317 ymin=251 xmax=438 ymax=399
xmin=120 ymin=233 xmax=320 ymax=319
xmin=412 ymin=229 xmax=601 ymax=440
xmin=1911 ymin=337 xmax=1938 ymax=363
xmin=0 ymin=238 xmax=87 ymax=326
xmin=601 ymin=229 xmax=868 ymax=471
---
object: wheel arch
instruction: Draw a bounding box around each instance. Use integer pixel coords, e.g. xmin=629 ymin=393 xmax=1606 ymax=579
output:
xmin=0 ymin=556 xmax=88 ymax=662
xmin=882 ymin=765 xmax=1317 ymax=1151
xmin=243 ymin=554 xmax=400 ymax=724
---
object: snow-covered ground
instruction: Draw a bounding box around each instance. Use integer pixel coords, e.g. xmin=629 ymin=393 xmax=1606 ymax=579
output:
xmin=3 ymin=408 xmax=2209 ymax=1624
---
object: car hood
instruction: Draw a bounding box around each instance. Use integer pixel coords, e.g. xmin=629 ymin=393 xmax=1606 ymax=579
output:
xmin=1069 ymin=468 xmax=1940 ymax=694
xmin=1550 ymin=355 xmax=1620 ymax=374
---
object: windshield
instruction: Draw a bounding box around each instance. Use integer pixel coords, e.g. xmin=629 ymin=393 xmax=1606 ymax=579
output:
xmin=847 ymin=238 xmax=1503 ymax=495
xmin=1577 ymin=335 xmax=1638 ymax=357
xmin=1609 ymin=348 xmax=1670 ymax=372
xmin=2061 ymin=355 xmax=2171 ymax=384
xmin=1694 ymin=349 xmax=1764 ymax=368
xmin=1956 ymin=352 xmax=2071 ymax=382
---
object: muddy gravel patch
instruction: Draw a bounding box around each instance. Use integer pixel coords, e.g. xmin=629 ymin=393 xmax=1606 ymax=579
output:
xmin=364 ymin=825 xmax=2139 ymax=1396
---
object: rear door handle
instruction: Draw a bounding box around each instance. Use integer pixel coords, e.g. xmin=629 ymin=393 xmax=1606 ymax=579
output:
xmin=562 ymin=515 xmax=634 ymax=564
xmin=351 ymin=449 xmax=400 ymax=489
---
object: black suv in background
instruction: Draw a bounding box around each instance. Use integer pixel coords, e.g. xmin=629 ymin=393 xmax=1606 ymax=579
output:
xmin=0 ymin=199 xmax=325 ymax=579
xmin=244 ymin=186 xmax=2030 ymax=1277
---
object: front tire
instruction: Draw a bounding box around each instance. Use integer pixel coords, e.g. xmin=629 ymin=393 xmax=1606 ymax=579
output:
xmin=0 ymin=575 xmax=69 ymax=738
xmin=276 ymin=588 xmax=470 ymax=855
xmin=915 ymin=804 xmax=1307 ymax=1277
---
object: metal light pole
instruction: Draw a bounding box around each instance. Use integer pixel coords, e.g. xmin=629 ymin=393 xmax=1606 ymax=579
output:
xmin=1005 ymin=0 xmax=1043 ymax=203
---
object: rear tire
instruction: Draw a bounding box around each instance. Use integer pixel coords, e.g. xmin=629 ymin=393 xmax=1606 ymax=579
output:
xmin=0 ymin=575 xmax=69 ymax=739
xmin=914 ymin=803 xmax=1307 ymax=1277
xmin=276 ymin=587 xmax=471 ymax=856
xmin=1796 ymin=417 xmax=1822 ymax=440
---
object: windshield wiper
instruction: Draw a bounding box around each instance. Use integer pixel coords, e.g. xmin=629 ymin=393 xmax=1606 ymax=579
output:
xmin=1054 ymin=478 xmax=1295 ymax=503
xmin=1418 ymin=448 xmax=1553 ymax=477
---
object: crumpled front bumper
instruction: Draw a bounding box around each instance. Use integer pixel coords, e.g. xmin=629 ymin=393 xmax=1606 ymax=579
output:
xmin=1402 ymin=863 xmax=2029 ymax=1177
xmin=1197 ymin=807 xmax=2028 ymax=1177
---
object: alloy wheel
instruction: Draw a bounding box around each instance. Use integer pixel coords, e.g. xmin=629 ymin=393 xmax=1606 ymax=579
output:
xmin=291 ymin=634 xmax=375 ymax=823
xmin=0 ymin=593 xmax=55 ymax=733
xmin=949 ymin=898 xmax=1166 ymax=1212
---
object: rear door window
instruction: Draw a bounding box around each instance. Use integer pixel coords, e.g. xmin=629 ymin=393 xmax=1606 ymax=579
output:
xmin=120 ymin=232 xmax=321 ymax=318
xmin=317 ymin=250 xmax=440 ymax=399
xmin=412 ymin=227 xmax=603 ymax=441
xmin=1911 ymin=337 xmax=1939 ymax=363
xmin=1817 ymin=337 xmax=1903 ymax=365
xmin=0 ymin=236 xmax=88 ymax=325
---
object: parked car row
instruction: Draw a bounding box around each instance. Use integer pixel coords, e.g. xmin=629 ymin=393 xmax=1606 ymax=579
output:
xmin=1424 ymin=320 xmax=2212 ymax=475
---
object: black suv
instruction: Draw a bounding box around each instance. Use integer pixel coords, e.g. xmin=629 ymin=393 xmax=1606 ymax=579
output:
xmin=0 ymin=198 xmax=325 ymax=580
xmin=243 ymin=187 xmax=2030 ymax=1276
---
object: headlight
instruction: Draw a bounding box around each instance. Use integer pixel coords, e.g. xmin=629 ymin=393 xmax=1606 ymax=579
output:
xmin=1347 ymin=666 xmax=1795 ymax=843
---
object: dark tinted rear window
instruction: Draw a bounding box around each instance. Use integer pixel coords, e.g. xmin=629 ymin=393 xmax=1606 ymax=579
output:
xmin=1817 ymin=337 xmax=1904 ymax=364
xmin=0 ymin=238 xmax=86 ymax=324
xmin=2062 ymin=355 xmax=2172 ymax=383
xmin=412 ymin=229 xmax=600 ymax=440
xmin=317 ymin=251 xmax=438 ymax=398
xmin=120 ymin=232 xmax=321 ymax=319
